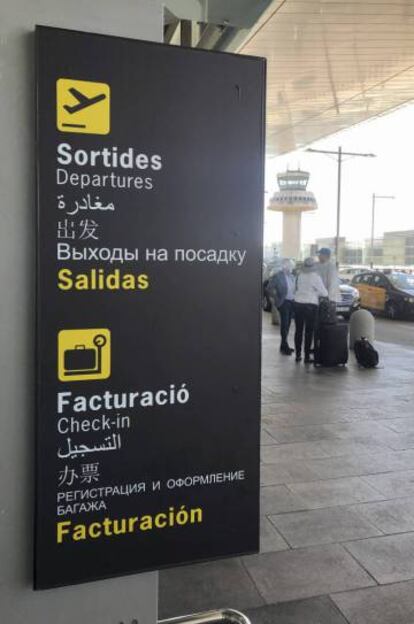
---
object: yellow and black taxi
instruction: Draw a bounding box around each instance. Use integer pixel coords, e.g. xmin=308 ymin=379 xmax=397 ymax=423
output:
xmin=351 ymin=270 xmax=414 ymax=319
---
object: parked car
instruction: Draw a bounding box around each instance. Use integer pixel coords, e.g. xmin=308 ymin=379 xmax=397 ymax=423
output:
xmin=351 ymin=270 xmax=414 ymax=319
xmin=262 ymin=260 xmax=281 ymax=311
xmin=337 ymin=280 xmax=360 ymax=320
xmin=338 ymin=266 xmax=367 ymax=284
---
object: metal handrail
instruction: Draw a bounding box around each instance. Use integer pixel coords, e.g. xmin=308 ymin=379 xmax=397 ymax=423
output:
xmin=159 ymin=609 xmax=251 ymax=624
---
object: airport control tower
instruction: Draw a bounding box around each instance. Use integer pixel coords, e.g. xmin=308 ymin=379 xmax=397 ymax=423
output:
xmin=268 ymin=169 xmax=317 ymax=259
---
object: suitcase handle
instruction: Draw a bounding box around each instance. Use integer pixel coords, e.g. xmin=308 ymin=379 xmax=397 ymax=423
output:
xmin=74 ymin=344 xmax=86 ymax=350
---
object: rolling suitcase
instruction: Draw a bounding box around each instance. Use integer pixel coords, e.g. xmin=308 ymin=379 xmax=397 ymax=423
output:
xmin=314 ymin=322 xmax=348 ymax=367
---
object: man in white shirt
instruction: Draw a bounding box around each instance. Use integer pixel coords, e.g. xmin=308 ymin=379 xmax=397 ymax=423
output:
xmin=294 ymin=257 xmax=328 ymax=363
xmin=316 ymin=247 xmax=340 ymax=303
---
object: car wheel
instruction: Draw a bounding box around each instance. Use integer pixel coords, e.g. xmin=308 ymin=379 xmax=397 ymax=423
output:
xmin=386 ymin=301 xmax=397 ymax=320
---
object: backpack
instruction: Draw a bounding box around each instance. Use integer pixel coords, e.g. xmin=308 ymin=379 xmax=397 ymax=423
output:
xmin=354 ymin=337 xmax=379 ymax=368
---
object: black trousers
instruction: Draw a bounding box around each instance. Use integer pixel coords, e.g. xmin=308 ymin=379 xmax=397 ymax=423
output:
xmin=278 ymin=299 xmax=294 ymax=348
xmin=294 ymin=302 xmax=318 ymax=357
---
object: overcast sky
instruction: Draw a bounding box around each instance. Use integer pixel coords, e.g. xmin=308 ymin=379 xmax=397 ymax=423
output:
xmin=264 ymin=103 xmax=414 ymax=246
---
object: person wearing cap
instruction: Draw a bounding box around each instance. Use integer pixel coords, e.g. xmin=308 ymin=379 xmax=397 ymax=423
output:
xmin=294 ymin=257 xmax=328 ymax=363
xmin=316 ymin=247 xmax=340 ymax=303
xmin=268 ymin=259 xmax=295 ymax=355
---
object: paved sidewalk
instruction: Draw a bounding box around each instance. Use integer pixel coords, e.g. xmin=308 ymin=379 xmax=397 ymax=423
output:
xmin=160 ymin=315 xmax=414 ymax=624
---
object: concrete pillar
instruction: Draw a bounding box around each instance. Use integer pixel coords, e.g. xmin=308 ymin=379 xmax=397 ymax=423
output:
xmin=271 ymin=303 xmax=280 ymax=325
xmin=282 ymin=212 xmax=302 ymax=259
xmin=0 ymin=2 xmax=162 ymax=622
xmin=349 ymin=309 xmax=375 ymax=350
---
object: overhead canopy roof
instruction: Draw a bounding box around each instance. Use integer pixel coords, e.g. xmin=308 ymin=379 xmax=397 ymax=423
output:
xmin=238 ymin=0 xmax=414 ymax=156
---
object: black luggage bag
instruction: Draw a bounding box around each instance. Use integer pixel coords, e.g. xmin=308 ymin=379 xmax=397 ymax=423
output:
xmin=314 ymin=322 xmax=348 ymax=367
xmin=354 ymin=337 xmax=379 ymax=368
xmin=318 ymin=297 xmax=337 ymax=325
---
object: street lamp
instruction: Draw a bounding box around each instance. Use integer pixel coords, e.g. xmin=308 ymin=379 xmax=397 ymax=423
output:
xmin=370 ymin=194 xmax=395 ymax=269
xmin=306 ymin=147 xmax=376 ymax=263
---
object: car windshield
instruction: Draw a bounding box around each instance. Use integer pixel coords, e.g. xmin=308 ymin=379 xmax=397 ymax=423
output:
xmin=388 ymin=273 xmax=414 ymax=290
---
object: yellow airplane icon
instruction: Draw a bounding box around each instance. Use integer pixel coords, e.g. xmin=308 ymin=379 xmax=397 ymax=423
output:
xmin=57 ymin=78 xmax=110 ymax=135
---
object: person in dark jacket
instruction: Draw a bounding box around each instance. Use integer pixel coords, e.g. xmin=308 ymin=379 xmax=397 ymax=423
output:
xmin=269 ymin=259 xmax=295 ymax=355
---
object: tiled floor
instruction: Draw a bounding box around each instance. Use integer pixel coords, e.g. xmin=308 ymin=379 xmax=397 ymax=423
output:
xmin=159 ymin=316 xmax=414 ymax=623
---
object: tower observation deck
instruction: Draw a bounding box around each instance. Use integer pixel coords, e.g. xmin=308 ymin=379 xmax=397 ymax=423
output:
xmin=268 ymin=169 xmax=318 ymax=259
